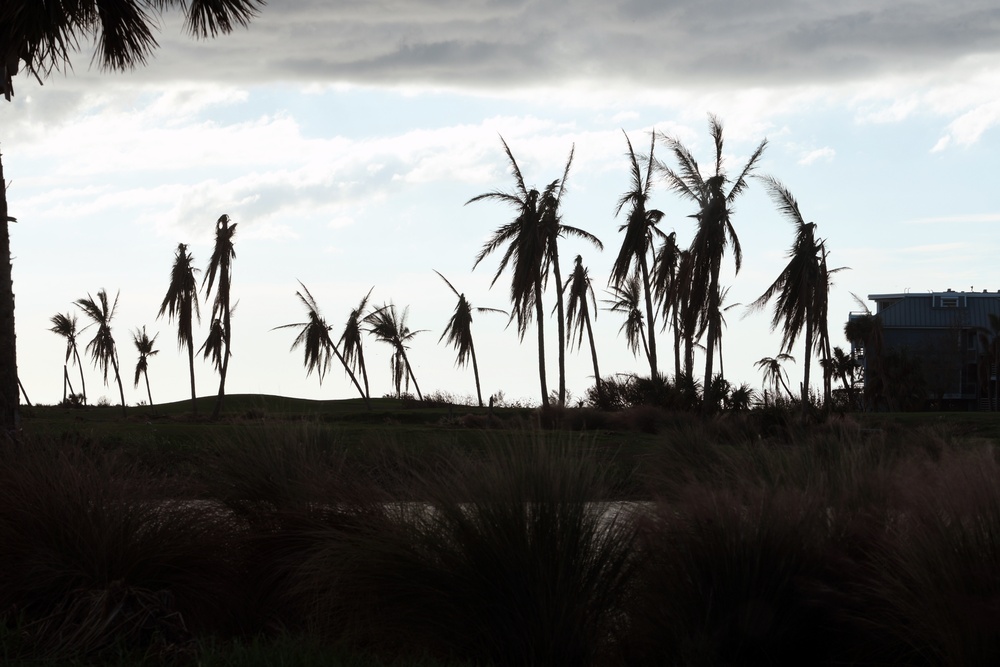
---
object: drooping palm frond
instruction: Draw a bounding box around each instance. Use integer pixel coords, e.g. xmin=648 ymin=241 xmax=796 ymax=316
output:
xmin=604 ymin=274 xmax=648 ymax=359
xmin=199 ymin=318 xmax=226 ymax=373
xmin=272 ymin=281 xmax=336 ymax=383
xmin=1 ymin=0 xmax=264 ymax=100
xmin=49 ymin=312 xmax=79 ymax=364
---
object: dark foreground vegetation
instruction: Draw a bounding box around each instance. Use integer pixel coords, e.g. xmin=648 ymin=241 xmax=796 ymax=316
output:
xmin=4 ymin=395 xmax=1000 ymax=666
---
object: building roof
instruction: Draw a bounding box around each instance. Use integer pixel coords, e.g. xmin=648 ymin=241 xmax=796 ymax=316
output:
xmin=869 ymin=291 xmax=1000 ymax=329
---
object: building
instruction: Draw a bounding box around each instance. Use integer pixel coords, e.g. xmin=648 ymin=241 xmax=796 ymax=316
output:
xmin=849 ymin=290 xmax=1000 ymax=410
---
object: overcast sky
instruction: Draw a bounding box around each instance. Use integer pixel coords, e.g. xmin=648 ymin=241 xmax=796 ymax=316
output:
xmin=3 ymin=1 xmax=1000 ymax=407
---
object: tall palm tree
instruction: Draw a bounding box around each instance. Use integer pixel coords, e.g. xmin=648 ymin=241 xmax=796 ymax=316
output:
xmin=611 ymin=130 xmax=666 ymax=380
xmin=131 ymin=326 xmax=158 ymax=407
xmin=467 ymin=137 xmax=551 ymax=407
xmin=604 ymin=273 xmax=649 ymax=362
xmin=365 ymin=303 xmax=426 ymax=401
xmin=657 ymin=114 xmax=767 ymax=406
xmin=339 ymin=288 xmax=377 ymax=400
xmin=274 ymin=281 xmax=370 ymax=409
xmin=746 ymin=176 xmax=843 ymax=411
xmin=49 ymin=311 xmax=87 ymax=404
xmin=157 ymin=242 xmax=200 ymax=414
xmin=203 ymin=214 xmax=235 ymax=420
xmin=564 ymin=255 xmax=602 ymax=401
xmin=755 ymin=354 xmax=796 ymax=404
xmin=538 ymin=147 xmax=604 ymax=405
xmin=1 ymin=0 xmax=263 ymax=433
xmin=434 ymin=270 xmax=507 ymax=407
xmin=75 ymin=289 xmax=126 ymax=417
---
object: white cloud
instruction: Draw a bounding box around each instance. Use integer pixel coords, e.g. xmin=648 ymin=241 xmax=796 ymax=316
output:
xmin=798 ymin=147 xmax=836 ymax=165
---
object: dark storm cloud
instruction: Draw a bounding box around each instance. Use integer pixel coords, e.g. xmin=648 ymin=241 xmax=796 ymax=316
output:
xmin=11 ymin=0 xmax=1000 ymax=92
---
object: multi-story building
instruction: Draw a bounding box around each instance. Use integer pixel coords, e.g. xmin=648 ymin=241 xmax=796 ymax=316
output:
xmin=849 ymin=290 xmax=1000 ymax=410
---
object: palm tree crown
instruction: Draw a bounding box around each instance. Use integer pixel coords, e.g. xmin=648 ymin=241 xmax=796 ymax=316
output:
xmin=75 ymin=288 xmax=126 ymax=416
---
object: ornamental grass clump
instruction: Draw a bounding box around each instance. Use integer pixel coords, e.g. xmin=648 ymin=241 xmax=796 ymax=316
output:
xmin=266 ymin=434 xmax=639 ymax=666
xmin=0 ymin=437 xmax=243 ymax=660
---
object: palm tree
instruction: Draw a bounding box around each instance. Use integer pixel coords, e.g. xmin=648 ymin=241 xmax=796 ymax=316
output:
xmin=604 ymin=273 xmax=649 ymax=362
xmin=365 ymin=303 xmax=426 ymax=400
xmin=1 ymin=0 xmax=263 ymax=433
xmin=657 ymin=114 xmax=767 ymax=406
xmin=157 ymin=242 xmax=200 ymax=414
xmin=755 ymin=354 xmax=796 ymax=404
xmin=203 ymin=214 xmax=235 ymax=420
xmin=131 ymin=326 xmax=158 ymax=407
xmin=564 ymin=255 xmax=602 ymax=401
xmin=75 ymin=289 xmax=126 ymax=417
xmin=274 ymin=281 xmax=370 ymax=409
xmin=844 ymin=297 xmax=885 ymax=412
xmin=434 ymin=270 xmax=507 ymax=407
xmin=339 ymin=288 xmax=377 ymax=400
xmin=538 ymin=147 xmax=603 ymax=405
xmin=49 ymin=311 xmax=87 ymax=405
xmin=611 ymin=131 xmax=666 ymax=380
xmin=746 ymin=176 xmax=843 ymax=412
xmin=467 ymin=137 xmax=551 ymax=407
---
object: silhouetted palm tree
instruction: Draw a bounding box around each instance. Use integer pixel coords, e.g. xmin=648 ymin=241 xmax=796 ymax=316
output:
xmin=1 ymin=0 xmax=263 ymax=433
xmin=755 ymin=354 xmax=795 ymax=404
xmin=203 ymin=214 xmax=235 ymax=419
xmin=434 ymin=270 xmax=507 ymax=407
xmin=844 ymin=296 xmax=885 ymax=412
xmin=564 ymin=255 xmax=602 ymax=401
xmin=274 ymin=281 xmax=370 ymax=409
xmin=131 ymin=326 xmax=158 ymax=407
xmin=157 ymin=242 xmax=200 ymax=413
xmin=365 ymin=303 xmax=426 ymax=400
xmin=76 ymin=289 xmax=126 ymax=417
xmin=605 ymin=274 xmax=649 ymax=361
xmin=468 ymin=137 xmax=551 ymax=406
xmin=611 ymin=131 xmax=666 ymax=380
xmin=747 ymin=176 xmax=843 ymax=411
xmin=339 ymin=288 xmax=377 ymax=400
xmin=538 ymin=147 xmax=603 ymax=405
xmin=657 ymin=114 xmax=767 ymax=406
xmin=49 ymin=311 xmax=87 ymax=404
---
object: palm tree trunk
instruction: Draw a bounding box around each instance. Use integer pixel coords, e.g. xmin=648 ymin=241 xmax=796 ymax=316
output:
xmin=62 ymin=365 xmax=70 ymax=403
xmin=211 ymin=288 xmax=231 ymax=420
xmin=0 ymin=150 xmax=19 ymax=434
xmin=533 ymin=278 xmax=549 ymax=407
xmin=400 ymin=348 xmax=423 ymax=401
xmin=672 ymin=309 xmax=681 ymax=381
xmin=358 ymin=346 xmax=370 ymax=400
xmin=802 ymin=315 xmax=813 ymax=416
xmin=73 ymin=348 xmax=87 ymax=404
xmin=639 ymin=254 xmax=658 ymax=379
xmin=583 ymin=307 xmax=601 ymax=402
xmin=186 ymin=338 xmax=197 ymax=414
xmin=469 ymin=337 xmax=484 ymax=408
xmin=702 ymin=260 xmax=721 ymax=408
xmin=111 ymin=356 xmax=127 ymax=418
xmin=551 ymin=252 xmax=567 ymax=406
xmin=144 ymin=369 xmax=153 ymax=407
xmin=331 ymin=342 xmax=371 ymax=410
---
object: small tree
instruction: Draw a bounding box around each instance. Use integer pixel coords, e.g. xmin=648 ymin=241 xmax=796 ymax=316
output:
xmin=132 ymin=326 xmax=159 ymax=407
xmin=76 ymin=289 xmax=126 ymax=417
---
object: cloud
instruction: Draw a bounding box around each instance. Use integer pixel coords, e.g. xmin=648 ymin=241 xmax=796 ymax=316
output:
xmin=797 ymin=147 xmax=836 ymax=165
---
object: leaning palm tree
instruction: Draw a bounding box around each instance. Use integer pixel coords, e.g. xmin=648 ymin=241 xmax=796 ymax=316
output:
xmin=131 ymin=326 xmax=158 ymax=407
xmin=49 ymin=311 xmax=87 ymax=404
xmin=75 ymin=289 xmax=126 ymax=417
xmin=338 ymin=288 xmax=377 ymax=401
xmin=434 ymin=270 xmax=507 ymax=407
xmin=1 ymin=0 xmax=264 ymax=433
xmin=611 ymin=130 xmax=666 ymax=380
xmin=657 ymin=114 xmax=767 ymax=407
xmin=564 ymin=255 xmax=602 ymax=401
xmin=157 ymin=242 xmax=200 ymax=414
xmin=274 ymin=281 xmax=370 ymax=409
xmin=468 ymin=137 xmax=551 ymax=406
xmin=365 ymin=303 xmax=426 ymax=401
xmin=538 ymin=147 xmax=604 ymax=405
xmin=202 ymin=214 xmax=236 ymax=420
xmin=604 ymin=273 xmax=649 ymax=362
xmin=755 ymin=354 xmax=796 ymax=404
xmin=746 ymin=176 xmax=843 ymax=412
